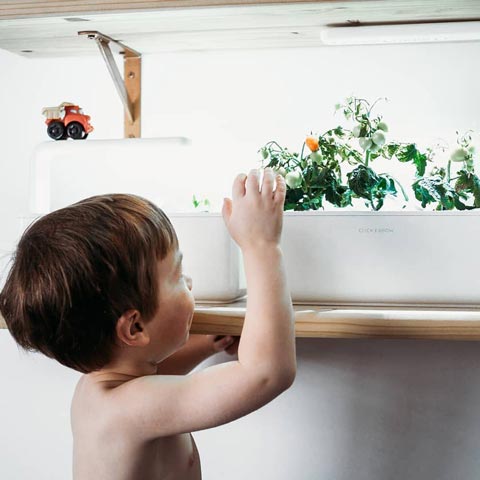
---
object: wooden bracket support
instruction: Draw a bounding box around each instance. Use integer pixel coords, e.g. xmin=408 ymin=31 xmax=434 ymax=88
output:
xmin=78 ymin=30 xmax=141 ymax=138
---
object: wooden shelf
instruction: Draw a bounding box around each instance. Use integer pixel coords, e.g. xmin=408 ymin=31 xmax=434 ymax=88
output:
xmin=0 ymin=1 xmax=478 ymax=57
xmin=3 ymin=302 xmax=480 ymax=339
xmin=191 ymin=300 xmax=480 ymax=340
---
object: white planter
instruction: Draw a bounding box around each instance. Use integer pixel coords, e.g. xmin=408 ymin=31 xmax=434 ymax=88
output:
xmin=18 ymin=209 xmax=480 ymax=307
xmin=167 ymin=212 xmax=245 ymax=303
xmin=280 ymin=210 xmax=480 ymax=308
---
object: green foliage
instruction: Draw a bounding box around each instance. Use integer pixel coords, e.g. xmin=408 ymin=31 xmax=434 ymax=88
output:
xmin=259 ymin=96 xmax=479 ymax=211
xmin=394 ymin=144 xmax=428 ymax=177
xmin=192 ymin=194 xmax=211 ymax=211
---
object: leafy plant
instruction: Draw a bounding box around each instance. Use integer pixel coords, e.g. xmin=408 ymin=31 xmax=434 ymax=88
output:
xmin=259 ymin=97 xmax=479 ymax=211
xmin=411 ymin=131 xmax=480 ymax=210
xmin=192 ymin=194 xmax=211 ymax=211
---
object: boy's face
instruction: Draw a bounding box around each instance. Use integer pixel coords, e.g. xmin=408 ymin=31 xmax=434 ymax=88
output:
xmin=149 ymin=246 xmax=194 ymax=360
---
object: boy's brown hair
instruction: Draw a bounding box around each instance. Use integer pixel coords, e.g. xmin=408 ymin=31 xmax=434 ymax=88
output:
xmin=0 ymin=194 xmax=178 ymax=373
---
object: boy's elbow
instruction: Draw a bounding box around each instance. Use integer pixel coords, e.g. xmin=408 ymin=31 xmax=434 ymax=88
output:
xmin=268 ymin=367 xmax=296 ymax=393
xmin=282 ymin=368 xmax=296 ymax=389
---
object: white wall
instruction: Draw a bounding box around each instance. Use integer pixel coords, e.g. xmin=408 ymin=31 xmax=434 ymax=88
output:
xmin=1 ymin=40 xmax=479 ymax=479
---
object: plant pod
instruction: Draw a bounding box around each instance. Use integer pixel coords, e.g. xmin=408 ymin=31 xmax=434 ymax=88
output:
xmin=359 ymin=137 xmax=373 ymax=150
xmin=370 ymin=143 xmax=381 ymax=153
xmin=306 ymin=136 xmax=320 ymax=152
xmin=468 ymin=146 xmax=479 ymax=170
xmin=352 ymin=125 xmax=363 ymax=138
xmin=450 ymin=148 xmax=468 ymax=162
xmin=372 ymin=130 xmax=386 ymax=147
xmin=273 ymin=166 xmax=287 ymax=177
xmin=261 ymin=147 xmax=269 ymax=159
xmin=377 ymin=121 xmax=389 ymax=132
xmin=310 ymin=151 xmax=323 ymax=165
xmin=285 ymin=170 xmax=303 ymax=189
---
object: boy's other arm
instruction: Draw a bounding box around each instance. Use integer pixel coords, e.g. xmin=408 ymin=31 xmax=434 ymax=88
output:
xmin=155 ymin=334 xmax=237 ymax=375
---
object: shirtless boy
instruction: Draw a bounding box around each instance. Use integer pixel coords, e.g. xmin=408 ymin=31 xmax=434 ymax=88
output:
xmin=0 ymin=167 xmax=296 ymax=479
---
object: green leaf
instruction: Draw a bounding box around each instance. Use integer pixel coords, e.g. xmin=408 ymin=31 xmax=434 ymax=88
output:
xmin=455 ymin=170 xmax=480 ymax=207
xmin=396 ymin=144 xmax=428 ymax=177
xmin=347 ymin=164 xmax=380 ymax=199
xmin=385 ymin=143 xmax=401 ymax=159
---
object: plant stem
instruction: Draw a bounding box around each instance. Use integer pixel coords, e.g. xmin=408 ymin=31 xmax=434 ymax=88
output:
xmin=299 ymin=142 xmax=306 ymax=166
xmin=381 ymin=173 xmax=409 ymax=201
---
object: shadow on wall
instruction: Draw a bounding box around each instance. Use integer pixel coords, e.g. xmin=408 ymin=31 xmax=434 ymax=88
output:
xmin=294 ymin=338 xmax=480 ymax=480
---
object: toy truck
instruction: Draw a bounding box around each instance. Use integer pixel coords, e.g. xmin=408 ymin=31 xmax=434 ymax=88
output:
xmin=41 ymin=102 xmax=94 ymax=140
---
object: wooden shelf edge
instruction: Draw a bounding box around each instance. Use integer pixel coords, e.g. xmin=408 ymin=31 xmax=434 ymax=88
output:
xmin=191 ymin=305 xmax=480 ymax=340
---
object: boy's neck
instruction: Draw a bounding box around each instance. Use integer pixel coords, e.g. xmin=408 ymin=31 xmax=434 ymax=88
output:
xmin=90 ymin=356 xmax=158 ymax=379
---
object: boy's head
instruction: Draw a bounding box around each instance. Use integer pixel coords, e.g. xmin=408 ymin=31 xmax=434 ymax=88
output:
xmin=0 ymin=193 xmax=184 ymax=373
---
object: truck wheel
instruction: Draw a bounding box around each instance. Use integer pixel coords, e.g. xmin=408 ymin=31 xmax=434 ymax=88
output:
xmin=47 ymin=121 xmax=65 ymax=140
xmin=67 ymin=121 xmax=85 ymax=140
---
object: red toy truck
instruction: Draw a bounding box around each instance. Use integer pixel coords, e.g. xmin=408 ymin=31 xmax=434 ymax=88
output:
xmin=42 ymin=102 xmax=94 ymax=140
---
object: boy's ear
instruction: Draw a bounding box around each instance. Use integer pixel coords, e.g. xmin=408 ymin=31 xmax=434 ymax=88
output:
xmin=115 ymin=309 xmax=151 ymax=347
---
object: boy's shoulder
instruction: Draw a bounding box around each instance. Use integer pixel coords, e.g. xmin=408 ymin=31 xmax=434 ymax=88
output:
xmin=73 ymin=360 xmax=290 ymax=442
xmin=72 ymin=372 xmax=145 ymax=417
xmin=71 ymin=372 xmax=153 ymax=444
xmin=71 ymin=374 xmax=133 ymax=421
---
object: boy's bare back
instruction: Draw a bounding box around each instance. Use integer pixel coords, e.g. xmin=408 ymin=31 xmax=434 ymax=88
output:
xmin=71 ymin=373 xmax=201 ymax=480
xmin=68 ymin=168 xmax=295 ymax=479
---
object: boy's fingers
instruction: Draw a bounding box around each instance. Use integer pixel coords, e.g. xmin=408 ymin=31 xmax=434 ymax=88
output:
xmin=261 ymin=168 xmax=275 ymax=198
xmin=212 ymin=335 xmax=235 ymax=352
xmin=232 ymin=173 xmax=247 ymax=201
xmin=273 ymin=174 xmax=286 ymax=204
xmin=245 ymin=169 xmax=260 ymax=195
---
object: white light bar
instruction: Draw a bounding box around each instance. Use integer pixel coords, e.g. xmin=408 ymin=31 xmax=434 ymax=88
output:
xmin=321 ymin=21 xmax=480 ymax=45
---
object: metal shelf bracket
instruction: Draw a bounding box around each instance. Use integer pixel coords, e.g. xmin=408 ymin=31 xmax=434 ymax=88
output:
xmin=79 ymin=30 xmax=142 ymax=138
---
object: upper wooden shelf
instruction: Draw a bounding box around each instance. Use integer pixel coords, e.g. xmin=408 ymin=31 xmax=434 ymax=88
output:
xmin=3 ymin=302 xmax=480 ymax=339
xmin=0 ymin=0 xmax=479 ymax=57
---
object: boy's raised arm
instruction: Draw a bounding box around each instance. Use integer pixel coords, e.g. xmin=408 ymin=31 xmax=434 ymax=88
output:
xmin=113 ymin=168 xmax=296 ymax=440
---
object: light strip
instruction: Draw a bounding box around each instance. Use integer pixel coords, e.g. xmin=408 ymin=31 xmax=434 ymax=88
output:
xmin=321 ymin=21 xmax=480 ymax=46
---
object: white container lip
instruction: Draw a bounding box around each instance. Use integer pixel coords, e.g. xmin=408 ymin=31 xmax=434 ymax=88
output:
xmin=166 ymin=211 xmax=223 ymax=216
xmin=282 ymin=210 xmax=480 ymax=217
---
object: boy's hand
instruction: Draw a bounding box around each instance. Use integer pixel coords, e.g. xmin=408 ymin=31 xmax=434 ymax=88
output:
xmin=222 ymin=168 xmax=286 ymax=253
xmin=209 ymin=335 xmax=240 ymax=355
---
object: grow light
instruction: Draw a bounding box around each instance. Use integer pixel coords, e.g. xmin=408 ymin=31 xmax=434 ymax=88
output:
xmin=321 ymin=21 xmax=480 ymax=46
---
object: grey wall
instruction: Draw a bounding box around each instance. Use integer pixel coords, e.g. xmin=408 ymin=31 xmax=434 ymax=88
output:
xmin=1 ymin=40 xmax=479 ymax=479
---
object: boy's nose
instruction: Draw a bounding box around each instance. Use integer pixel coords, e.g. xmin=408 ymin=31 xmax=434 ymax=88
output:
xmin=186 ymin=275 xmax=193 ymax=290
